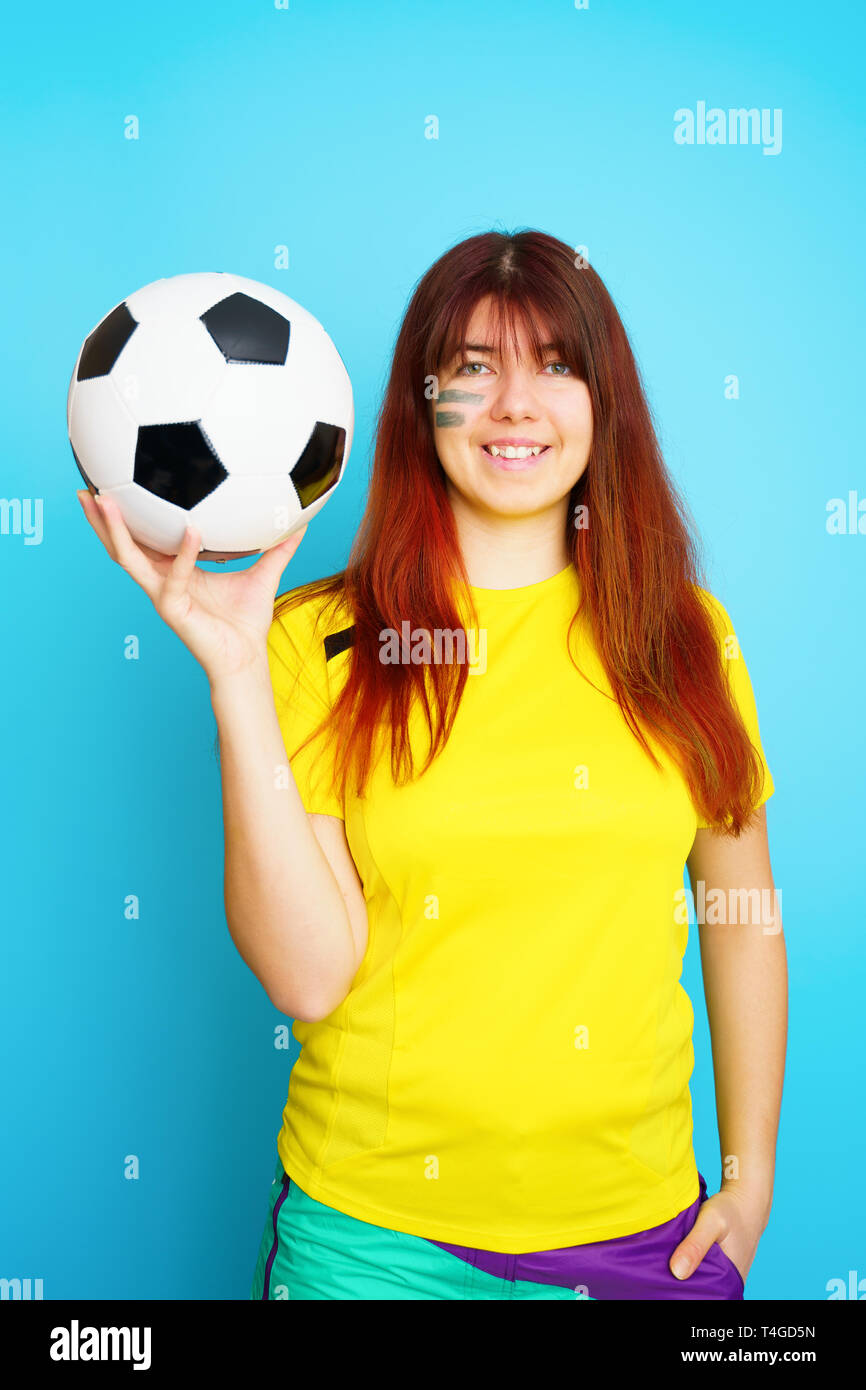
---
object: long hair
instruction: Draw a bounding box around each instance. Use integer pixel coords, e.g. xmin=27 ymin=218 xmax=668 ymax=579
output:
xmin=273 ymin=228 xmax=767 ymax=834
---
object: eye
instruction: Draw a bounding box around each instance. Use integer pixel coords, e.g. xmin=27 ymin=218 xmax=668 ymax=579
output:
xmin=455 ymin=358 xmax=573 ymax=377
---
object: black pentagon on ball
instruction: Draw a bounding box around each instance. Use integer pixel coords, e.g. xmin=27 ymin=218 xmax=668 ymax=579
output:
xmin=134 ymin=421 xmax=227 ymax=510
xmin=77 ymin=302 xmax=138 ymax=380
xmin=291 ymin=422 xmax=347 ymax=508
xmin=200 ymin=292 xmax=290 ymax=365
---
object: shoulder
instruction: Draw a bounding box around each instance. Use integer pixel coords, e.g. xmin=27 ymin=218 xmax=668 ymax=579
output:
xmin=271 ymin=577 xmax=354 ymax=649
xmin=268 ymin=578 xmax=355 ymax=699
xmin=689 ymin=585 xmax=767 ymax=714
xmin=691 ymin=584 xmax=737 ymax=639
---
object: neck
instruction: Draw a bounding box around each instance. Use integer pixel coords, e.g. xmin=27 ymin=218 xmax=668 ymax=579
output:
xmin=447 ymin=485 xmax=572 ymax=588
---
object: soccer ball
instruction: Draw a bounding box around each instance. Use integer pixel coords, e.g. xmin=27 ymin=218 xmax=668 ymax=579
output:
xmin=67 ymin=271 xmax=354 ymax=561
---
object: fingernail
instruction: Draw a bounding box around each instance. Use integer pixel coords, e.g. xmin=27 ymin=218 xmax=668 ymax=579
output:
xmin=671 ymin=1256 xmax=691 ymax=1279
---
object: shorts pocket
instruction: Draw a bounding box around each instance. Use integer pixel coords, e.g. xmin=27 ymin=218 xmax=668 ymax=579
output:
xmin=713 ymin=1239 xmax=745 ymax=1293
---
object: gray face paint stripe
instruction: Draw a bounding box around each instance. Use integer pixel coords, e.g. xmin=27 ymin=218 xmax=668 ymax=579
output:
xmin=436 ymin=390 xmax=484 ymax=404
xmin=435 ymin=411 xmax=464 ymax=427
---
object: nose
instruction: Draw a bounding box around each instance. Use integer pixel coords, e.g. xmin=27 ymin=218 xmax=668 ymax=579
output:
xmin=487 ymin=363 xmax=543 ymax=419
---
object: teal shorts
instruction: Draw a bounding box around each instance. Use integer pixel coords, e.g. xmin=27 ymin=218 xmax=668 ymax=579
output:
xmin=249 ymin=1156 xmax=744 ymax=1301
xmin=249 ymin=1157 xmax=579 ymax=1300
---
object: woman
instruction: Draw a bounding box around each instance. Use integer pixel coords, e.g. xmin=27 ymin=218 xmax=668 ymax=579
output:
xmin=78 ymin=229 xmax=786 ymax=1300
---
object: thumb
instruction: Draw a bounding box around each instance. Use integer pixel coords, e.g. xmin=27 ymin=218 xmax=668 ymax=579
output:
xmin=255 ymin=524 xmax=309 ymax=591
xmin=669 ymin=1202 xmax=723 ymax=1280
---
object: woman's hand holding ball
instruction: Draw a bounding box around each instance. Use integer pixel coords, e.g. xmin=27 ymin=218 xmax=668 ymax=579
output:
xmin=77 ymin=488 xmax=306 ymax=687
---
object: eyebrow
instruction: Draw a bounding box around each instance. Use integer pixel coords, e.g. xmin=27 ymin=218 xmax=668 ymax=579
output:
xmin=460 ymin=341 xmax=561 ymax=354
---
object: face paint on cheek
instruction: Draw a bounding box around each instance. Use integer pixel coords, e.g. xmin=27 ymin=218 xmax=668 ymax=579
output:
xmin=434 ymin=389 xmax=484 ymax=428
xmin=436 ymin=390 xmax=484 ymax=405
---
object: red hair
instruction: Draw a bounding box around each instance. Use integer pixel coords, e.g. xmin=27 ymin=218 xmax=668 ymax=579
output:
xmin=275 ymin=229 xmax=767 ymax=834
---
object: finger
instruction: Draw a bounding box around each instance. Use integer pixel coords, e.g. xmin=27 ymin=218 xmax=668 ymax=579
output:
xmin=253 ymin=524 xmax=308 ymax=589
xmin=160 ymin=522 xmax=202 ymax=609
xmin=78 ymin=488 xmax=119 ymax=561
xmin=91 ymin=493 xmax=162 ymax=602
xmin=79 ymin=490 xmax=173 ymax=573
xmin=669 ymin=1207 xmax=723 ymax=1280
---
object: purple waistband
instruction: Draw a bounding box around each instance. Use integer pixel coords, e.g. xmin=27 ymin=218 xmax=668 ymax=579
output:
xmin=427 ymin=1172 xmax=744 ymax=1300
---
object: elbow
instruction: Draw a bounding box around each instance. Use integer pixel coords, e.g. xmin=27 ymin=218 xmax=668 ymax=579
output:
xmin=269 ymin=981 xmax=347 ymax=1024
xmin=266 ymin=931 xmax=359 ymax=1023
xmin=268 ymin=986 xmax=323 ymax=1023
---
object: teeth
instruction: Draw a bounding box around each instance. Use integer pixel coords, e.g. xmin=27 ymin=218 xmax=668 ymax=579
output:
xmin=486 ymin=444 xmax=546 ymax=458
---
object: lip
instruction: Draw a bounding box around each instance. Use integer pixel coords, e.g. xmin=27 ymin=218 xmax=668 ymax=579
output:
xmin=484 ymin=437 xmax=548 ymax=447
xmin=480 ymin=443 xmax=550 ymax=471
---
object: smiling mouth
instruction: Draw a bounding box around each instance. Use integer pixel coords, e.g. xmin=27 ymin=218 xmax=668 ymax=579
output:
xmin=481 ymin=443 xmax=551 ymax=468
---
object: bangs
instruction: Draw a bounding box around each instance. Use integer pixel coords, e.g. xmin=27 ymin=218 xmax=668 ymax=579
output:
xmin=429 ymin=286 xmax=588 ymax=381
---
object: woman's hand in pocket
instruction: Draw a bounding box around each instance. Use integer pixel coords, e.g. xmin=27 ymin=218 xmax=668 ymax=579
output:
xmin=668 ymin=1185 xmax=769 ymax=1285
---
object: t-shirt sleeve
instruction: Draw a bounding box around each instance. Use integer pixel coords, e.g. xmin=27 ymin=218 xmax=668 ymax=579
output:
xmin=266 ymin=594 xmax=345 ymax=821
xmin=695 ymin=591 xmax=775 ymax=829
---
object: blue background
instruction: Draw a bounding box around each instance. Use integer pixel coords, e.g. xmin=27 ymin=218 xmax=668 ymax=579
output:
xmin=1 ymin=0 xmax=863 ymax=1301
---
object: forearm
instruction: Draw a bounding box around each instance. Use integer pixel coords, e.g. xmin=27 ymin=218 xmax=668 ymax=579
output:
xmin=698 ymin=918 xmax=788 ymax=1227
xmin=210 ymin=659 xmax=356 ymax=1020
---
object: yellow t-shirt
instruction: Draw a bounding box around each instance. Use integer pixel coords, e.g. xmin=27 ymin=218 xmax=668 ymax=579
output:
xmin=264 ymin=563 xmax=774 ymax=1252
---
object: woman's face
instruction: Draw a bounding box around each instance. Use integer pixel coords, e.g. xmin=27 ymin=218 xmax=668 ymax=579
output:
xmin=430 ymin=296 xmax=593 ymax=521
